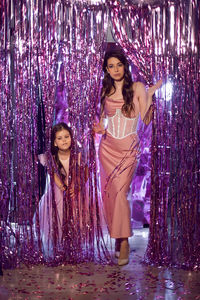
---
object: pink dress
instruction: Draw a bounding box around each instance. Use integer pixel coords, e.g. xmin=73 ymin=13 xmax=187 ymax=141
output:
xmin=34 ymin=153 xmax=107 ymax=263
xmin=35 ymin=154 xmax=70 ymax=257
xmin=99 ymin=97 xmax=140 ymax=238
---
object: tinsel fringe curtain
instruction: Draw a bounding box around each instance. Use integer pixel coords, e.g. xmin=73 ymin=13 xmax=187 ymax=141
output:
xmin=109 ymin=0 xmax=200 ymax=269
xmin=0 ymin=0 xmax=200 ymax=270
xmin=0 ymin=0 xmax=109 ymax=267
xmin=0 ymin=0 xmax=58 ymax=266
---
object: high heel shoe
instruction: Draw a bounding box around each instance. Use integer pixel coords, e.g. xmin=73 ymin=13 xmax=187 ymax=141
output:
xmin=115 ymin=251 xmax=120 ymax=258
xmin=118 ymin=242 xmax=130 ymax=266
xmin=115 ymin=238 xmax=121 ymax=258
xmin=118 ymin=255 xmax=129 ymax=266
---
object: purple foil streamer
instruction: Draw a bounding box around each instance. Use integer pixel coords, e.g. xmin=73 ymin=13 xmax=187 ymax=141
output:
xmin=0 ymin=0 xmax=199 ymax=271
xmin=0 ymin=0 xmax=110 ymax=268
xmin=51 ymin=1 xmax=110 ymax=264
xmin=0 ymin=0 xmax=58 ymax=267
xmin=110 ymin=0 xmax=200 ymax=270
xmin=109 ymin=1 xmax=153 ymax=84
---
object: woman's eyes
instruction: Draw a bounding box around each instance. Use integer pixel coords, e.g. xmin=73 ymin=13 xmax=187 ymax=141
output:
xmin=108 ymin=64 xmax=123 ymax=68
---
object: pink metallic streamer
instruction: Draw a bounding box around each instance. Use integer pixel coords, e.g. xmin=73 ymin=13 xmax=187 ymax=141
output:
xmin=0 ymin=0 xmax=58 ymax=266
xmin=0 ymin=0 xmax=111 ymax=268
xmin=110 ymin=0 xmax=200 ymax=270
xmin=146 ymin=0 xmax=200 ymax=270
xmin=109 ymin=1 xmax=153 ymax=84
xmin=54 ymin=1 xmax=110 ymax=263
xmin=1 ymin=0 xmax=199 ymax=271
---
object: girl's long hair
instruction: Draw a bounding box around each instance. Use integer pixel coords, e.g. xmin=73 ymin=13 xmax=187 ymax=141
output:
xmin=51 ymin=122 xmax=74 ymax=182
xmin=101 ymin=50 xmax=134 ymax=117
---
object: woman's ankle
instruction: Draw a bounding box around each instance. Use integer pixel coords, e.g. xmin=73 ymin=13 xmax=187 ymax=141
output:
xmin=120 ymin=238 xmax=129 ymax=246
xmin=115 ymin=238 xmax=122 ymax=251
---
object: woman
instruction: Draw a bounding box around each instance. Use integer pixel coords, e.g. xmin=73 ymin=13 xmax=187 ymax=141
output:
xmin=93 ymin=50 xmax=162 ymax=266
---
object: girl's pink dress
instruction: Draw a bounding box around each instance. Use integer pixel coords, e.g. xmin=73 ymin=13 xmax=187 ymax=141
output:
xmin=34 ymin=153 xmax=107 ymax=263
xmin=35 ymin=154 xmax=70 ymax=258
xmin=99 ymin=97 xmax=140 ymax=238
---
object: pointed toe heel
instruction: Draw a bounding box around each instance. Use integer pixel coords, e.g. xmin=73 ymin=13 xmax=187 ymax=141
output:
xmin=118 ymin=257 xmax=129 ymax=266
xmin=115 ymin=251 xmax=120 ymax=258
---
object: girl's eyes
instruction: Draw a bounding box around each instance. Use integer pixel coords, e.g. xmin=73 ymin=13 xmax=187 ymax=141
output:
xmin=57 ymin=136 xmax=69 ymax=139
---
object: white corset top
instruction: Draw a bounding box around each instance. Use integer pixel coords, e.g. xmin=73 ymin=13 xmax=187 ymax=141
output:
xmin=107 ymin=109 xmax=139 ymax=139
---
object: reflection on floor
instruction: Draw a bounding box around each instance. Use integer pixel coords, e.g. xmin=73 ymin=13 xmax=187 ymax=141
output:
xmin=1 ymin=228 xmax=200 ymax=300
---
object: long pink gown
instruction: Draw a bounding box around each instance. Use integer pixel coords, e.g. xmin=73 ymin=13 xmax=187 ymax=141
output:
xmin=99 ymin=97 xmax=140 ymax=238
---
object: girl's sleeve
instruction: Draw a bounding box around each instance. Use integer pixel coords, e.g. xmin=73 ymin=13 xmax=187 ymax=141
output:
xmin=38 ymin=153 xmax=48 ymax=167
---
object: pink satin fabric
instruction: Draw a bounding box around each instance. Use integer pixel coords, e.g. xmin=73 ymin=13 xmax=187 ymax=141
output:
xmin=99 ymin=97 xmax=140 ymax=238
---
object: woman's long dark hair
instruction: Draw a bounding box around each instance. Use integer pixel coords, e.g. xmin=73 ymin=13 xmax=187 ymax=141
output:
xmin=51 ymin=122 xmax=74 ymax=182
xmin=101 ymin=50 xmax=134 ymax=117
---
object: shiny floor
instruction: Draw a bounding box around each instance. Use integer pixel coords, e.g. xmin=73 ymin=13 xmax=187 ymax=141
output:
xmin=0 ymin=229 xmax=200 ymax=300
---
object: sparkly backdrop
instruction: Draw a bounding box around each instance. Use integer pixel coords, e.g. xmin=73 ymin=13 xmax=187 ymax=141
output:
xmin=0 ymin=0 xmax=200 ymax=270
xmin=109 ymin=0 xmax=200 ymax=269
xmin=0 ymin=0 xmax=59 ymax=266
xmin=0 ymin=0 xmax=109 ymax=267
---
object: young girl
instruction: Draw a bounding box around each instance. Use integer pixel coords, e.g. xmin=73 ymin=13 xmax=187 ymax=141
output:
xmin=93 ymin=50 xmax=162 ymax=266
xmin=35 ymin=123 xmax=85 ymax=261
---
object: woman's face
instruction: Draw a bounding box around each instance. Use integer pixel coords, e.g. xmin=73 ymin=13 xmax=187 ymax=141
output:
xmin=54 ymin=129 xmax=71 ymax=152
xmin=106 ymin=57 xmax=125 ymax=81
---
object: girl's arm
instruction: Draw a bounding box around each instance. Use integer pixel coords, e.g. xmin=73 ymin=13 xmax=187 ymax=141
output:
xmin=38 ymin=153 xmax=47 ymax=166
xmin=54 ymin=173 xmax=66 ymax=191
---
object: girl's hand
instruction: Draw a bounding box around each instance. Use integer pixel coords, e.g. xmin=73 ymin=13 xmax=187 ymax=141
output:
xmin=147 ymin=79 xmax=162 ymax=98
xmin=69 ymin=186 xmax=75 ymax=198
xmin=60 ymin=183 xmax=74 ymax=197
xmin=59 ymin=184 xmax=67 ymax=192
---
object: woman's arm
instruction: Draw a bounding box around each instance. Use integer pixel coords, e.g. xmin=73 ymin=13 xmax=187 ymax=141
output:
xmin=135 ymin=82 xmax=148 ymax=121
xmin=136 ymin=80 xmax=162 ymax=125
xmin=93 ymin=115 xmax=106 ymax=135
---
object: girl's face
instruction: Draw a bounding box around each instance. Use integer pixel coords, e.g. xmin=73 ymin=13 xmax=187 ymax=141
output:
xmin=54 ymin=129 xmax=71 ymax=152
xmin=106 ymin=57 xmax=125 ymax=81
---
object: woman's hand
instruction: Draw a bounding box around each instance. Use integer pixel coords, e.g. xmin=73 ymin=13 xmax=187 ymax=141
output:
xmin=92 ymin=122 xmax=106 ymax=136
xmin=147 ymin=79 xmax=162 ymax=98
